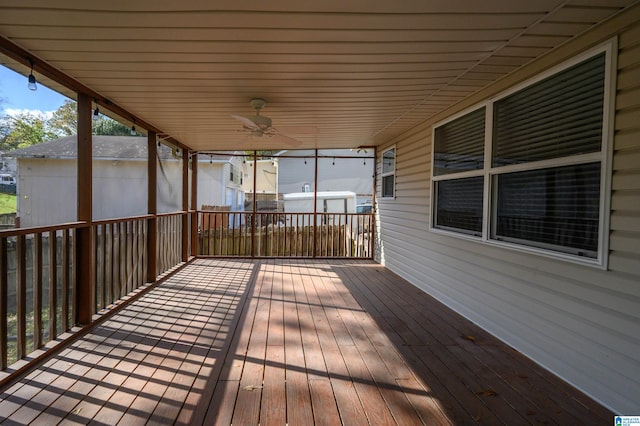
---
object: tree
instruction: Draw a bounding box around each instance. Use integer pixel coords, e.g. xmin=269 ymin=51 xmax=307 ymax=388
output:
xmin=0 ymin=112 xmax=56 ymax=151
xmin=47 ymin=100 xmax=138 ymax=136
xmin=48 ymin=99 xmax=77 ymax=136
xmin=0 ymin=100 xmax=141 ymax=152
xmin=92 ymin=116 xmax=139 ymax=136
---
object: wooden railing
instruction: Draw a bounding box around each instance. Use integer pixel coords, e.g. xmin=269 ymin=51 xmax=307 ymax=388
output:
xmin=0 ymin=222 xmax=81 ymax=370
xmin=198 ymin=211 xmax=373 ymax=258
xmin=0 ymin=212 xmax=188 ymax=376
xmin=93 ymin=216 xmax=149 ymax=313
xmin=157 ymin=212 xmax=185 ymax=275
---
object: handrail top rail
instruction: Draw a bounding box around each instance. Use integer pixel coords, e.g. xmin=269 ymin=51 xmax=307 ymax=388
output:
xmin=0 ymin=221 xmax=87 ymax=238
xmin=92 ymin=214 xmax=153 ymax=226
xmin=197 ymin=211 xmax=372 ymax=215
xmin=157 ymin=211 xmax=188 ymax=218
xmin=0 ymin=211 xmax=191 ymax=237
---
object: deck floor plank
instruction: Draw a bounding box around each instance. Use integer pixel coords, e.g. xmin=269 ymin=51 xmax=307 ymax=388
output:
xmin=0 ymin=258 xmax=614 ymax=425
xmin=302 ymin=262 xmax=370 ymax=424
xmin=282 ymin=261 xmax=315 ymax=426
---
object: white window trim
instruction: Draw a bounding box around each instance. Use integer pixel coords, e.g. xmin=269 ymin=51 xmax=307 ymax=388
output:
xmin=380 ymin=146 xmax=396 ymax=199
xmin=428 ymin=38 xmax=616 ymax=269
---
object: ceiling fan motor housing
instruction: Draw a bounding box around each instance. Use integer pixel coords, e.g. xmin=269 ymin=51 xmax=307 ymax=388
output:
xmin=252 ymin=114 xmax=272 ymax=128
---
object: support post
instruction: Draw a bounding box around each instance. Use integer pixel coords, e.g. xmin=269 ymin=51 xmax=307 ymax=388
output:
xmin=182 ymin=149 xmax=190 ymax=261
xmin=190 ymin=153 xmax=198 ymax=256
xmin=147 ymin=132 xmax=157 ymax=283
xmin=313 ymin=149 xmax=318 ymax=257
xmin=76 ymin=93 xmax=93 ymax=325
xmin=371 ymin=146 xmax=378 ymax=260
xmin=251 ymin=151 xmax=257 ymax=257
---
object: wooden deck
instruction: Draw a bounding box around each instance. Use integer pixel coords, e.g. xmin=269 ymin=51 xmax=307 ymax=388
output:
xmin=0 ymin=259 xmax=612 ymax=425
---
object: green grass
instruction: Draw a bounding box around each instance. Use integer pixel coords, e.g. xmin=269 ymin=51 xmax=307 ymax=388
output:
xmin=0 ymin=193 xmax=17 ymax=214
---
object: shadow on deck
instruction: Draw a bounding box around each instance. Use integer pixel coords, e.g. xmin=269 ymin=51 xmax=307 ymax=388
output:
xmin=0 ymin=258 xmax=612 ymax=425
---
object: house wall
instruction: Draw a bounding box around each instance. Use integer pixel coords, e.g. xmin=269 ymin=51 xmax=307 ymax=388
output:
xmin=196 ymin=158 xmax=245 ymax=211
xmin=17 ymin=157 xmax=194 ymax=226
xmin=242 ymin=160 xmax=278 ymax=195
xmin=375 ymin=5 xmax=640 ymax=413
xmin=197 ymin=162 xmax=224 ymax=208
xmin=18 ymin=158 xmax=150 ymax=226
xmin=94 ymin=159 xmax=147 ymax=220
xmin=17 ymin=158 xmax=78 ymax=227
xmin=156 ymin=157 xmax=183 ymax=214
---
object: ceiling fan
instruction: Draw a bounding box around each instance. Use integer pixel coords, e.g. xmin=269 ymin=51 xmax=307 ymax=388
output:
xmin=232 ymin=98 xmax=315 ymax=146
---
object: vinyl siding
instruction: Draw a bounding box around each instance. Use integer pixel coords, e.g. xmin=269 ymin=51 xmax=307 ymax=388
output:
xmin=376 ymin=5 xmax=640 ymax=413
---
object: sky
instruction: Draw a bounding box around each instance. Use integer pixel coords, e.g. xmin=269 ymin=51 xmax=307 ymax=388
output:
xmin=0 ymin=64 xmax=69 ymax=117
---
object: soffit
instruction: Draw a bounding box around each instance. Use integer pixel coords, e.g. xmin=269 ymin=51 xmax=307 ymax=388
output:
xmin=0 ymin=0 xmax=636 ymax=151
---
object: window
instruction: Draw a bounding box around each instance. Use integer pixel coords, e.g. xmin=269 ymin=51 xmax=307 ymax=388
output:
xmin=230 ymin=164 xmax=240 ymax=184
xmin=381 ymin=147 xmax=395 ymax=198
xmin=431 ymin=44 xmax=613 ymax=265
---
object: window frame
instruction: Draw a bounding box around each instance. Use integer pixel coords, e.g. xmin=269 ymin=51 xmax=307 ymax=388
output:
xmin=380 ymin=146 xmax=396 ymax=199
xmin=429 ymin=39 xmax=616 ymax=268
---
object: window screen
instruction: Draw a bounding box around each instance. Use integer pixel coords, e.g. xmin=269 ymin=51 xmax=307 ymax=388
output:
xmin=494 ymin=163 xmax=600 ymax=258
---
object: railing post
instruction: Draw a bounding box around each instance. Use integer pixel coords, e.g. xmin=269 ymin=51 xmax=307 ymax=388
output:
xmin=371 ymin=146 xmax=377 ymax=260
xmin=76 ymin=93 xmax=94 ymax=325
xmin=182 ymin=149 xmax=190 ymax=262
xmin=147 ymin=132 xmax=157 ymax=283
xmin=313 ymin=149 xmax=318 ymax=257
xmin=191 ymin=153 xmax=198 ymax=256
xmin=251 ymin=150 xmax=257 ymax=258
xmin=0 ymin=237 xmax=6 ymax=369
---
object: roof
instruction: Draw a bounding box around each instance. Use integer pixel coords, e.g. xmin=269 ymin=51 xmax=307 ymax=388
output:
xmin=0 ymin=2 xmax=635 ymax=152
xmin=283 ymin=191 xmax=356 ymax=200
xmin=7 ymin=135 xmax=177 ymax=160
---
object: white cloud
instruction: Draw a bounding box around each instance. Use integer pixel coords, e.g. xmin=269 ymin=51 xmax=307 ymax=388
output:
xmin=4 ymin=108 xmax=55 ymax=120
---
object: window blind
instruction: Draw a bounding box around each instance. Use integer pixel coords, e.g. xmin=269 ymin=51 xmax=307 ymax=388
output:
xmin=434 ymin=107 xmax=485 ymax=176
xmin=435 ymin=176 xmax=483 ymax=234
xmin=493 ymin=53 xmax=605 ymax=167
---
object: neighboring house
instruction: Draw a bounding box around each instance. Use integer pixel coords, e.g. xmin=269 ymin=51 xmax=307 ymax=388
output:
xmin=0 ymin=154 xmax=17 ymax=175
xmin=198 ymin=152 xmax=245 ymax=211
xmin=9 ymin=136 xmax=244 ymax=227
xmin=275 ymin=149 xmax=373 ymax=204
xmin=241 ymin=158 xmax=278 ymax=211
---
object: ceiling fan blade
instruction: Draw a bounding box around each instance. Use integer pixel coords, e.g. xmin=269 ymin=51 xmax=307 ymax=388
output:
xmin=268 ymin=133 xmax=303 ymax=147
xmin=231 ymin=114 xmax=259 ymax=130
xmin=275 ymin=126 xmax=318 ymax=135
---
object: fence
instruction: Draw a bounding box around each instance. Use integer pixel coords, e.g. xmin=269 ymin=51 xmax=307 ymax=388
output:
xmin=0 ymin=214 xmax=15 ymax=230
xmin=198 ymin=211 xmax=373 ymax=258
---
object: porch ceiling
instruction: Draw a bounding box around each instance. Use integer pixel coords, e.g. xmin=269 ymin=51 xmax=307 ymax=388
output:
xmin=0 ymin=0 xmax=636 ymax=152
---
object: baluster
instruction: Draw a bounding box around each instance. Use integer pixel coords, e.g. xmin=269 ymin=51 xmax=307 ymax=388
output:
xmin=61 ymin=229 xmax=69 ymax=332
xmin=0 ymin=237 xmax=8 ymax=369
xmin=16 ymin=234 xmax=26 ymax=359
xmin=34 ymin=232 xmax=43 ymax=349
xmin=70 ymin=229 xmax=77 ymax=329
xmin=49 ymin=230 xmax=57 ymax=340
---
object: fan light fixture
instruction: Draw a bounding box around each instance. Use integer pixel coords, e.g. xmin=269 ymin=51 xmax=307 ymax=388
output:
xmin=130 ymin=120 xmax=136 ymax=136
xmin=93 ymin=105 xmax=100 ymax=121
xmin=27 ymin=58 xmax=37 ymax=91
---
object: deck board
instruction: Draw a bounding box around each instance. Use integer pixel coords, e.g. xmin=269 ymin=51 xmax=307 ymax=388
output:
xmin=0 ymin=258 xmax=614 ymax=425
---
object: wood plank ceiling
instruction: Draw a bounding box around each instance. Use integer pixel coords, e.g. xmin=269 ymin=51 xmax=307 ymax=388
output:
xmin=0 ymin=0 xmax=636 ymax=152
